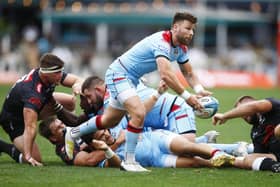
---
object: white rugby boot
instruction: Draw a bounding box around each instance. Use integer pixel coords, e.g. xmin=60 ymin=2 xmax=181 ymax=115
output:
xmin=64 ymin=127 xmax=75 ymax=160
xmin=120 ymin=160 xmax=150 ymax=172
xmin=204 ymin=130 xmax=220 ymax=143
xmin=232 ymin=141 xmax=249 ymax=157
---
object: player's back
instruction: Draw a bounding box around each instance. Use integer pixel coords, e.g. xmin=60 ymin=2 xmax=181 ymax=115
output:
xmin=251 ymin=98 xmax=280 ymax=150
xmin=2 ymin=69 xmax=54 ymax=116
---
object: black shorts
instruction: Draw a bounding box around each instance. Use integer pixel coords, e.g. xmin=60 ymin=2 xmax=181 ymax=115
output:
xmin=0 ymin=111 xmax=24 ymax=141
xmin=269 ymin=141 xmax=280 ymax=161
xmin=254 ymin=140 xmax=280 ymax=161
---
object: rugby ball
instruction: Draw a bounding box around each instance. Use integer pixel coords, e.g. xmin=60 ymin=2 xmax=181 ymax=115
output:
xmin=194 ymin=96 xmax=219 ymax=119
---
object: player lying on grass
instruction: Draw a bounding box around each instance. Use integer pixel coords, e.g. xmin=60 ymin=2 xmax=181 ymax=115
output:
xmin=39 ymin=116 xmax=234 ymax=168
xmin=39 ymin=116 xmax=280 ymax=172
xmin=212 ymin=95 xmax=280 ymax=172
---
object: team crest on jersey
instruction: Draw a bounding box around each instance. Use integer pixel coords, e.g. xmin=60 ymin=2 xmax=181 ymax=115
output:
xmin=36 ymin=83 xmax=42 ymax=93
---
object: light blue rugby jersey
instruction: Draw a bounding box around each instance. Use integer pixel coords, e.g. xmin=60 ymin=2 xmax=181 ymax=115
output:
xmin=108 ymin=31 xmax=189 ymax=84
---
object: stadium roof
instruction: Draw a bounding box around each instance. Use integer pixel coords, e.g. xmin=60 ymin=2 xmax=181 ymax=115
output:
xmin=0 ymin=0 xmax=276 ymax=25
xmin=40 ymin=6 xmax=274 ymax=25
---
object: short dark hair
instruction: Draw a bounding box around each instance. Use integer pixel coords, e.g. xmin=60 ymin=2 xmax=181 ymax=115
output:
xmin=81 ymin=76 xmax=104 ymax=93
xmin=234 ymin=95 xmax=256 ymax=107
xmin=172 ymin=12 xmax=197 ymax=25
xmin=39 ymin=53 xmax=64 ymax=69
xmin=39 ymin=116 xmax=56 ymax=141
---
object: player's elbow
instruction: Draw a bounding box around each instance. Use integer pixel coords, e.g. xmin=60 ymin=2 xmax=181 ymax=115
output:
xmin=66 ymin=96 xmax=77 ymax=112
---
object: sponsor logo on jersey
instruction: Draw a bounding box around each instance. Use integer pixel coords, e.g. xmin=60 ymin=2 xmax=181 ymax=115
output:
xmin=36 ymin=83 xmax=42 ymax=93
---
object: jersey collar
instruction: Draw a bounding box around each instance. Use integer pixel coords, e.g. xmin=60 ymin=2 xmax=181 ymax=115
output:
xmin=162 ymin=30 xmax=187 ymax=52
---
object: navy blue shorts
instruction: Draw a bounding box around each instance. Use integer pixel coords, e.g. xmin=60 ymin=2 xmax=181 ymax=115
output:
xmin=0 ymin=111 xmax=24 ymax=141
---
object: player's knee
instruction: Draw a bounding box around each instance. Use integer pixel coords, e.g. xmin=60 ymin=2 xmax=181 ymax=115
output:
xmin=131 ymin=109 xmax=146 ymax=126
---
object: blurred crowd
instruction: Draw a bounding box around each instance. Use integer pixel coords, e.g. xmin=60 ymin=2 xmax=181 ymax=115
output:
xmin=0 ymin=0 xmax=278 ymax=83
xmin=189 ymin=44 xmax=277 ymax=82
xmin=0 ymin=25 xmax=277 ymax=83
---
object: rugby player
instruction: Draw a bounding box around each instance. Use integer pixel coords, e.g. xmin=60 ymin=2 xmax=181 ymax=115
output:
xmin=212 ymin=96 xmax=280 ymax=172
xmin=0 ymin=53 xmax=83 ymax=166
xmin=64 ymin=12 xmax=212 ymax=172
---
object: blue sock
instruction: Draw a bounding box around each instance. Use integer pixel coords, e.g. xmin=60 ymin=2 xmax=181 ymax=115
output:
xmin=208 ymin=143 xmax=239 ymax=155
xmin=71 ymin=117 xmax=98 ymax=138
xmin=125 ymin=131 xmax=139 ymax=161
xmin=195 ymin=135 xmax=208 ymax=143
xmin=247 ymin=143 xmax=254 ymax=153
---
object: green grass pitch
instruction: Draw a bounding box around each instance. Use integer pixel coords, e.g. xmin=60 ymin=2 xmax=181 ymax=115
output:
xmin=0 ymin=84 xmax=280 ymax=187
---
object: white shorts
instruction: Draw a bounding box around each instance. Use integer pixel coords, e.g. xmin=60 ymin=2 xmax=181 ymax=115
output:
xmin=105 ymin=69 xmax=138 ymax=110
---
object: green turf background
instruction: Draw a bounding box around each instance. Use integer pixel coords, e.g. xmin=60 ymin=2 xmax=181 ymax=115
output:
xmin=0 ymin=84 xmax=279 ymax=186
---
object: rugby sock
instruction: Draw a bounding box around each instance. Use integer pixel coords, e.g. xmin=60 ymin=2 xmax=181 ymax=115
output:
xmin=208 ymin=143 xmax=239 ymax=155
xmin=210 ymin=149 xmax=220 ymax=157
xmin=0 ymin=139 xmax=22 ymax=163
xmin=247 ymin=143 xmax=254 ymax=154
xmin=260 ymin=158 xmax=279 ymax=171
xmin=195 ymin=135 xmax=208 ymax=143
xmin=252 ymin=157 xmax=279 ymax=171
xmin=252 ymin=157 xmax=265 ymax=171
xmin=71 ymin=115 xmax=103 ymax=139
xmin=125 ymin=123 xmax=142 ymax=162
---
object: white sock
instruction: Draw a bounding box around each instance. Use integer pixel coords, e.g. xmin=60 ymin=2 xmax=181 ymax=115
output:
xmin=252 ymin=157 xmax=266 ymax=171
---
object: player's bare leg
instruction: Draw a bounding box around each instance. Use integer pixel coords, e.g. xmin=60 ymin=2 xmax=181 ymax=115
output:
xmin=120 ymin=95 xmax=150 ymax=172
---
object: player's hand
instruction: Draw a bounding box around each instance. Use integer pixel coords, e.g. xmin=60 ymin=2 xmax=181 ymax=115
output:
xmin=186 ymin=95 xmax=203 ymax=111
xmin=72 ymin=82 xmax=82 ymax=96
xmin=26 ymin=157 xmax=43 ymax=167
xmin=197 ymin=89 xmax=212 ymax=97
xmin=92 ymin=140 xmax=109 ymax=151
xmin=212 ymin=113 xmax=227 ymax=125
